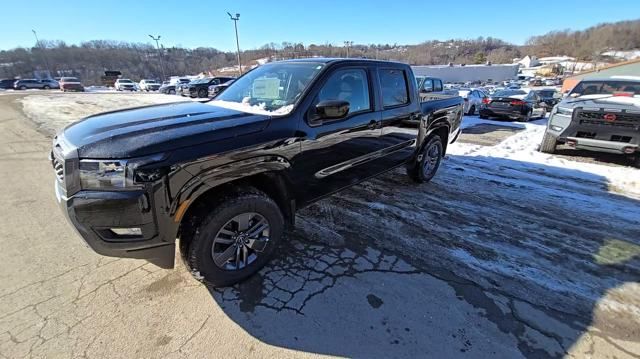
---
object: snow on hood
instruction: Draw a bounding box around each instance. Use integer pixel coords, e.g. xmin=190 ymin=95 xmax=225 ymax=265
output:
xmin=566 ymin=94 xmax=640 ymax=108
xmin=208 ymin=100 xmax=294 ymax=116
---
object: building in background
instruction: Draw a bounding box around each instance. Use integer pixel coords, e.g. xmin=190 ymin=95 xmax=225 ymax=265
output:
xmin=561 ymin=58 xmax=640 ymax=92
xmin=411 ymin=63 xmax=519 ymax=83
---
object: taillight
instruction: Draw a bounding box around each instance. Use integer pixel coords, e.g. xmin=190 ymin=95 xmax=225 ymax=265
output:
xmin=510 ymin=100 xmax=525 ymax=106
xmin=482 ymin=98 xmax=491 ymax=104
xmin=613 ymin=91 xmax=633 ymax=97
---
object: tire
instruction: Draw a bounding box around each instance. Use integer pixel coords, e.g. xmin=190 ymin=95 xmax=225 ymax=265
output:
xmin=184 ymin=187 xmax=284 ymax=287
xmin=168 ymin=89 xmax=176 ymax=95
xmin=19 ymin=86 xmax=27 ymax=90
xmin=198 ymin=89 xmax=207 ymax=98
xmin=634 ymin=155 xmax=640 ymax=169
xmin=539 ymin=131 xmax=557 ymax=154
xmin=521 ymin=110 xmax=532 ymax=122
xmin=407 ymin=134 xmax=444 ymax=183
xmin=467 ymin=105 xmax=475 ymax=116
xmin=43 ymin=85 xmax=50 ymax=90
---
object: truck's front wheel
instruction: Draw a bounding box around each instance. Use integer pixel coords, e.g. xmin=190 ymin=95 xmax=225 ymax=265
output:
xmin=407 ymin=134 xmax=443 ymax=183
xmin=184 ymin=188 xmax=284 ymax=287
xmin=539 ymin=131 xmax=557 ymax=154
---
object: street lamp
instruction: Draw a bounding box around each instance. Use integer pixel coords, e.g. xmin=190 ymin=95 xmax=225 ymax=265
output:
xmin=227 ymin=12 xmax=242 ymax=75
xmin=31 ymin=29 xmax=51 ymax=78
xmin=148 ymin=34 xmax=166 ymax=81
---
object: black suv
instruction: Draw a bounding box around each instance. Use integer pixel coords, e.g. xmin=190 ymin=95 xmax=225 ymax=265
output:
xmin=51 ymin=59 xmax=464 ymax=287
xmin=0 ymin=79 xmax=17 ymax=89
xmin=182 ymin=77 xmax=236 ymax=98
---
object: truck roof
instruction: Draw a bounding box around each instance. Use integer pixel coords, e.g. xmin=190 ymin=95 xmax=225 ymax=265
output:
xmin=274 ymin=58 xmax=408 ymax=66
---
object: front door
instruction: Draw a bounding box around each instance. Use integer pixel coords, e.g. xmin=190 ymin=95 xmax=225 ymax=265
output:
xmin=291 ymin=66 xmax=384 ymax=205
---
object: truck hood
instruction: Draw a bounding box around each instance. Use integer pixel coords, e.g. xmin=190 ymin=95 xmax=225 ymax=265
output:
xmin=61 ymin=101 xmax=270 ymax=158
xmin=560 ymin=95 xmax=640 ymax=110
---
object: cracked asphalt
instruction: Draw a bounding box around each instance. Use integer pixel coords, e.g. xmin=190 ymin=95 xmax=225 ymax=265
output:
xmin=0 ymin=92 xmax=639 ymax=358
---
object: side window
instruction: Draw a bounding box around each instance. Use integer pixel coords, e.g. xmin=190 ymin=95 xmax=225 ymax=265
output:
xmin=210 ymin=79 xmax=220 ymax=85
xmin=434 ymin=79 xmax=443 ymax=92
xmin=380 ymin=69 xmax=409 ymax=107
xmin=422 ymin=78 xmax=433 ymax=92
xmin=317 ymin=69 xmax=370 ymax=113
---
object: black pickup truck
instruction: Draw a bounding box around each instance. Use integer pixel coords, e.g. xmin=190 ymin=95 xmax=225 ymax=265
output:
xmin=51 ymin=59 xmax=463 ymax=286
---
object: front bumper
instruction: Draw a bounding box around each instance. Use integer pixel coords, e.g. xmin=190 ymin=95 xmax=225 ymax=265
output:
xmin=547 ymin=110 xmax=640 ymax=154
xmin=54 ymin=180 xmax=175 ymax=268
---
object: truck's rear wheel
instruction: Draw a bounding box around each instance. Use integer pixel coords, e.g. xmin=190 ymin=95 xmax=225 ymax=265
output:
xmin=184 ymin=188 xmax=284 ymax=287
xmin=407 ymin=134 xmax=443 ymax=183
xmin=539 ymin=131 xmax=557 ymax=154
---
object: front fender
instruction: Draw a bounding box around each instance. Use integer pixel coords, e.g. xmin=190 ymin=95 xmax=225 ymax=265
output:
xmin=170 ymin=155 xmax=292 ymax=221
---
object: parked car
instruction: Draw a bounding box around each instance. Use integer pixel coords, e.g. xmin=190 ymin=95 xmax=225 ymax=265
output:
xmin=0 ymin=79 xmax=17 ymax=89
xmin=529 ymin=79 xmax=543 ymax=87
xmin=479 ymin=89 xmax=547 ymax=121
xmin=160 ymin=78 xmax=190 ymax=95
xmin=114 ymin=78 xmax=137 ymax=91
xmin=182 ymin=77 xmax=235 ymax=98
xmin=208 ymin=79 xmax=234 ymax=98
xmin=539 ymin=78 xmax=640 ymax=166
xmin=534 ymin=89 xmax=560 ymax=108
xmin=458 ymin=88 xmax=487 ymax=115
xmin=50 ymin=58 xmax=464 ymax=287
xmin=544 ymin=79 xmax=555 ymax=86
xmin=139 ymin=79 xmax=161 ymax=91
xmin=14 ymin=79 xmax=52 ymax=90
xmin=59 ymin=77 xmax=84 ymax=92
xmin=40 ymin=79 xmax=59 ymax=89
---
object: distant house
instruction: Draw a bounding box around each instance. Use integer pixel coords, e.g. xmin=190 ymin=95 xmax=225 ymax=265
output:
xmin=411 ymin=63 xmax=519 ymax=83
xmin=561 ymin=58 xmax=640 ymax=92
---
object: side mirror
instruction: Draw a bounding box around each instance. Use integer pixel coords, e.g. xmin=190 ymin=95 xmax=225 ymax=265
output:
xmin=421 ymin=87 xmax=433 ymax=93
xmin=314 ymin=100 xmax=350 ymax=122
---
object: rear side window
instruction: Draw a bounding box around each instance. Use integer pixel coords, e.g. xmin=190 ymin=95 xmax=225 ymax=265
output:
xmin=380 ymin=69 xmax=409 ymax=108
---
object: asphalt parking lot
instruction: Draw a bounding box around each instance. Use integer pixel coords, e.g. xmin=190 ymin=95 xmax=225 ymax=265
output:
xmin=0 ymin=92 xmax=638 ymax=358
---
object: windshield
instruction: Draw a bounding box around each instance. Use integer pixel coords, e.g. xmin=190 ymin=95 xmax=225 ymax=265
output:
xmin=537 ymin=90 xmax=555 ymax=98
xmin=213 ymin=62 xmax=325 ymax=115
xmin=570 ymin=80 xmax=640 ymax=96
xmin=494 ymin=90 xmax=526 ymax=97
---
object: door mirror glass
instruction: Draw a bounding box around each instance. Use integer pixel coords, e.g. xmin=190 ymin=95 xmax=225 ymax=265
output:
xmin=315 ymin=100 xmax=350 ymax=120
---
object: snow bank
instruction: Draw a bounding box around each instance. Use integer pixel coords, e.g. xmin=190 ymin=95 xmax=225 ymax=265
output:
xmin=451 ymin=116 xmax=640 ymax=198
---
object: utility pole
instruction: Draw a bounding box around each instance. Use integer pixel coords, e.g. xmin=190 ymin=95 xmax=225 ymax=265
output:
xmin=227 ymin=12 xmax=242 ymax=75
xmin=344 ymin=41 xmax=353 ymax=58
xmin=148 ymin=35 xmax=166 ymax=81
xmin=31 ymin=30 xmax=51 ymax=78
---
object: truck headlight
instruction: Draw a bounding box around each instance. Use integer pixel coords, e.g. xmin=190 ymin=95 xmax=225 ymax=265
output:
xmin=556 ymin=107 xmax=573 ymax=116
xmin=79 ymin=160 xmax=135 ymax=190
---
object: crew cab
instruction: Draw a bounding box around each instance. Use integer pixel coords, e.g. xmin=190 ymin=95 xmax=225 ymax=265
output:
xmin=50 ymin=59 xmax=463 ymax=287
xmin=540 ymin=77 xmax=640 ymax=166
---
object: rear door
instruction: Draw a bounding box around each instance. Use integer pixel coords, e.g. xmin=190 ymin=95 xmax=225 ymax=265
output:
xmin=377 ymin=67 xmax=421 ymax=169
xmin=293 ymin=65 xmax=384 ymax=205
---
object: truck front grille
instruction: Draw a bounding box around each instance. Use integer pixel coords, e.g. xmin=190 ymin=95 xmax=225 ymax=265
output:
xmin=52 ymin=152 xmax=64 ymax=183
xmin=577 ymin=110 xmax=640 ymax=128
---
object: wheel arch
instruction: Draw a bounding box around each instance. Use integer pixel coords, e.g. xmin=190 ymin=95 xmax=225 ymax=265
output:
xmin=172 ymin=158 xmax=295 ymax=256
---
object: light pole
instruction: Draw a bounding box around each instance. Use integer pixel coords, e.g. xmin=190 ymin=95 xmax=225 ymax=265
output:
xmin=227 ymin=12 xmax=242 ymax=75
xmin=344 ymin=41 xmax=353 ymax=58
xmin=31 ymin=29 xmax=51 ymax=78
xmin=148 ymin=34 xmax=166 ymax=81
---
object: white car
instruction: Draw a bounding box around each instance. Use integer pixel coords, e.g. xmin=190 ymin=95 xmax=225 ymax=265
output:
xmin=139 ymin=79 xmax=161 ymax=91
xmin=458 ymin=88 xmax=487 ymax=115
xmin=114 ymin=79 xmax=137 ymax=91
xmin=544 ymin=79 xmax=555 ymax=86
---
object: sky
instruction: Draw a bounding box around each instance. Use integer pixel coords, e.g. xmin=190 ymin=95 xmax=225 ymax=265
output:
xmin=2 ymin=0 xmax=638 ymax=52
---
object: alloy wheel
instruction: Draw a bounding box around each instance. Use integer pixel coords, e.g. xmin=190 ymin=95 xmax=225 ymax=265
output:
xmin=423 ymin=142 xmax=441 ymax=177
xmin=211 ymin=212 xmax=270 ymax=270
